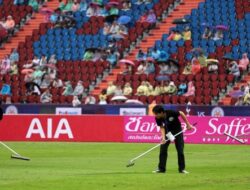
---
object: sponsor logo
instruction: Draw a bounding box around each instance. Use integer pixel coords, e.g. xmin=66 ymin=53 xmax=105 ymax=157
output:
xmin=211 ymin=107 xmax=224 ymax=117
xmin=26 ymin=118 xmax=74 ymax=139
xmin=5 ymin=105 xmax=18 ymax=114
xmin=206 ymin=117 xmax=250 ymax=142
xmin=120 ymin=108 xmax=146 ymax=116
xmin=56 ymin=108 xmax=82 ymax=115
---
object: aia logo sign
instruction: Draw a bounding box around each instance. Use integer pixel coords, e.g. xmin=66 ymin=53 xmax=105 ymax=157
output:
xmin=26 ymin=118 xmax=74 ymax=139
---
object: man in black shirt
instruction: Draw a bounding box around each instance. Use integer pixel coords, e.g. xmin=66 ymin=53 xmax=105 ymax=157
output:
xmin=152 ymin=105 xmax=192 ymax=174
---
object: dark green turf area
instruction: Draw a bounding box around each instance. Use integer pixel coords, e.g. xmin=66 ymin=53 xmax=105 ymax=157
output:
xmin=0 ymin=143 xmax=249 ymax=190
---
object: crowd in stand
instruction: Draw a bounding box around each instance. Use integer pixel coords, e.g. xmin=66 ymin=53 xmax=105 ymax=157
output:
xmin=0 ymin=0 xmax=249 ymax=106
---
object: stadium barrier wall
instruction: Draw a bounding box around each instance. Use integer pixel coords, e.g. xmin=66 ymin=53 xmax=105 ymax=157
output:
xmin=0 ymin=115 xmax=249 ymax=145
xmin=3 ymin=104 xmax=250 ymax=116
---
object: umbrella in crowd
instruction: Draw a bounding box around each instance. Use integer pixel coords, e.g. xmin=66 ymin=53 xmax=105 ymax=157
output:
xmin=111 ymin=95 xmax=128 ymax=101
xmin=105 ymin=15 xmax=118 ymax=23
xmin=107 ymin=1 xmax=120 ymax=7
xmin=215 ymin=25 xmax=229 ymax=31
xmin=156 ymin=75 xmax=170 ymax=81
xmin=39 ymin=7 xmax=54 ymax=14
xmin=117 ymin=15 xmax=131 ymax=25
xmin=90 ymin=2 xmax=102 ymax=7
xmin=172 ymin=18 xmax=190 ymax=24
xmin=146 ymin=57 xmax=155 ymax=62
xmin=206 ymin=59 xmax=219 ymax=64
xmin=223 ymin=53 xmax=234 ymax=61
xmin=201 ymin=22 xmax=212 ymax=28
xmin=125 ymin=99 xmax=144 ymax=105
xmin=119 ymin=59 xmax=135 ymax=66
xmin=44 ymin=64 xmax=57 ymax=70
xmin=166 ymin=58 xmax=179 ymax=66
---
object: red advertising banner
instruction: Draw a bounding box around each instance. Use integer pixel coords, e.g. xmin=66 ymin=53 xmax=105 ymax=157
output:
xmin=0 ymin=115 xmax=249 ymax=144
xmin=124 ymin=116 xmax=250 ymax=144
xmin=0 ymin=115 xmax=124 ymax=142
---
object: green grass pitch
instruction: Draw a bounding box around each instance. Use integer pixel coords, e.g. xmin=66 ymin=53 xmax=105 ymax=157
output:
xmin=0 ymin=142 xmax=249 ymax=190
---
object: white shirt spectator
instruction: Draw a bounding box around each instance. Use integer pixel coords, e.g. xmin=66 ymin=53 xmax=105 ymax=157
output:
xmin=40 ymin=90 xmax=52 ymax=103
xmin=73 ymin=81 xmax=84 ymax=96
xmin=72 ymin=96 xmax=81 ymax=107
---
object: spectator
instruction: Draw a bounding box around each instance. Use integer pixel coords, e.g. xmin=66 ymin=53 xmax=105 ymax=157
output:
xmin=107 ymin=81 xmax=116 ymax=96
xmin=136 ymin=61 xmax=147 ymax=74
xmin=63 ymin=0 xmax=74 ymax=13
xmin=146 ymin=48 xmax=152 ymax=58
xmin=122 ymin=0 xmax=131 ymax=10
xmin=24 ymin=55 xmax=40 ymax=68
xmin=109 ymin=21 xmax=119 ymax=34
xmin=79 ymin=0 xmax=87 ymax=11
xmin=182 ymin=62 xmax=192 ymax=75
xmin=182 ymin=26 xmax=191 ymax=41
xmin=123 ymin=82 xmax=132 ymax=96
xmin=10 ymin=62 xmax=18 ymax=75
xmin=9 ymin=49 xmax=19 ymax=63
xmin=86 ymin=5 xmax=95 ymax=17
xmin=5 ymin=96 xmax=11 ymax=104
xmin=120 ymin=64 xmax=132 ymax=75
xmin=72 ymin=95 xmax=81 ymax=107
xmin=159 ymin=62 xmax=169 ymax=75
xmin=136 ymin=81 xmax=149 ymax=96
xmin=107 ymin=49 xmax=118 ymax=67
xmin=71 ymin=0 xmax=80 ymax=12
xmin=48 ymin=54 xmax=57 ymax=65
xmin=207 ymin=59 xmax=219 ymax=73
xmin=243 ymin=90 xmax=250 ymax=105
xmin=57 ymin=0 xmax=66 ymax=11
xmin=183 ymin=81 xmax=195 ymax=96
xmin=2 ymin=15 xmax=15 ymax=31
xmin=191 ymin=58 xmax=201 ymax=75
xmin=228 ymin=60 xmax=240 ymax=80
xmin=166 ymin=81 xmax=177 ymax=95
xmin=39 ymin=55 xmax=47 ymax=68
xmin=202 ymin=26 xmax=212 ymax=39
xmin=136 ymin=81 xmax=146 ymax=96
xmin=40 ymin=89 xmax=52 ymax=103
xmin=213 ymin=29 xmax=223 ymax=41
xmin=84 ymin=95 xmax=96 ymax=104
xmin=52 ymin=78 xmax=63 ymax=88
xmin=73 ymin=81 xmax=84 ymax=96
xmin=177 ymin=82 xmax=187 ymax=95
xmin=1 ymin=55 xmax=11 ymax=74
xmin=40 ymin=74 xmax=51 ymax=89
xmin=145 ymin=61 xmax=155 ymax=74
xmin=32 ymin=67 xmax=45 ymax=85
xmin=167 ymin=29 xmax=182 ymax=41
xmin=0 ymin=24 xmax=8 ymax=43
xmin=151 ymin=47 xmax=160 ymax=60
xmin=28 ymin=0 xmax=39 ymax=12
xmin=146 ymin=10 xmax=156 ymax=25
xmin=114 ymin=85 xmax=123 ymax=96
xmin=244 ymin=83 xmax=250 ymax=96
xmin=167 ymin=59 xmax=179 ymax=74
xmin=235 ymin=96 xmax=244 ymax=106
xmin=145 ymin=81 xmax=154 ymax=96
xmin=99 ymin=89 xmax=107 ymax=104
xmin=239 ymin=53 xmax=249 ymax=71
xmin=62 ymin=81 xmax=73 ymax=95
xmin=136 ymin=49 xmax=146 ymax=61
xmin=103 ymin=22 xmax=110 ymax=35
xmin=28 ymin=82 xmax=41 ymax=95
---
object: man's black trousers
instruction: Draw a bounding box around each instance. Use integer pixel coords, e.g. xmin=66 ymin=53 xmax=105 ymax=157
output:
xmin=158 ymin=132 xmax=185 ymax=172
